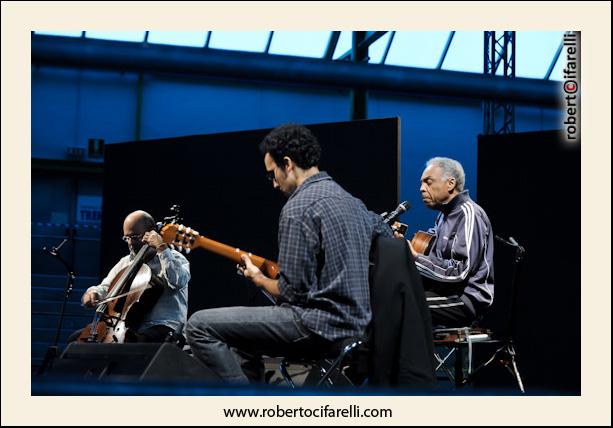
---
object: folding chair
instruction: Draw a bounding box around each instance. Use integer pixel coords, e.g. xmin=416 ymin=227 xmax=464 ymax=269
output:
xmin=278 ymin=337 xmax=364 ymax=388
xmin=432 ymin=235 xmax=526 ymax=393
xmin=433 ymin=326 xmax=500 ymax=386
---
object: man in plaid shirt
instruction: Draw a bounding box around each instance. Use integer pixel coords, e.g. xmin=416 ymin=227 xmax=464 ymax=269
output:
xmin=186 ymin=123 xmax=391 ymax=384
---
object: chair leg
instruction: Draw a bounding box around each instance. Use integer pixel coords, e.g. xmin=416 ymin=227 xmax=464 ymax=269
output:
xmin=279 ymin=359 xmax=296 ymax=388
xmin=434 ymin=348 xmax=456 ymax=383
xmin=510 ymin=358 xmax=525 ymax=393
xmin=280 ymin=341 xmax=362 ymax=388
xmin=454 ymin=344 xmax=464 ymax=387
xmin=314 ymin=361 xmax=334 ymax=387
xmin=465 ymin=346 xmax=499 ymax=380
xmin=316 ymin=341 xmax=362 ymax=387
xmin=507 ymin=343 xmax=525 ymax=393
xmin=462 ymin=342 xmax=526 ymax=394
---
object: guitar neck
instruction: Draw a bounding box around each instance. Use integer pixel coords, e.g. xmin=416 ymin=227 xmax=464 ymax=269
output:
xmin=194 ymin=235 xmax=279 ymax=279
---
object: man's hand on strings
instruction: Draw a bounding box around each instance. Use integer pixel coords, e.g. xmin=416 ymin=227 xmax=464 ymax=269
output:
xmin=237 ymin=254 xmax=265 ymax=284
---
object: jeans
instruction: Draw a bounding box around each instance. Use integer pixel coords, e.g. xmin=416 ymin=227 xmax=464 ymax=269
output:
xmin=186 ymin=305 xmax=330 ymax=384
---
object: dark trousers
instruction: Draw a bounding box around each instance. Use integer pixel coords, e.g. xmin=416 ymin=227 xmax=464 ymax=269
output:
xmin=425 ymin=290 xmax=475 ymax=327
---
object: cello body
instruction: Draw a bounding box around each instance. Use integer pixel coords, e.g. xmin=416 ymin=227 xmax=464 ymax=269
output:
xmin=77 ymin=245 xmax=161 ymax=343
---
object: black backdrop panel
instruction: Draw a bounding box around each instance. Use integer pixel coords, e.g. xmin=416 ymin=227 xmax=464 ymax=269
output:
xmin=477 ymin=130 xmax=580 ymax=393
xmin=102 ymin=118 xmax=399 ymax=314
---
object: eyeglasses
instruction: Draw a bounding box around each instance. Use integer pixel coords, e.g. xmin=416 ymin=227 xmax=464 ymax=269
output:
xmin=265 ymin=169 xmax=276 ymax=182
xmin=121 ymin=233 xmax=143 ymax=243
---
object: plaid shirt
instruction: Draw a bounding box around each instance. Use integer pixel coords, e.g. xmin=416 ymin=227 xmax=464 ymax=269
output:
xmin=276 ymin=172 xmax=392 ymax=341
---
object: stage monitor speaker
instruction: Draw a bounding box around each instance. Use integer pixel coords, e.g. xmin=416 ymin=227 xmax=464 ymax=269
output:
xmin=48 ymin=343 xmax=220 ymax=382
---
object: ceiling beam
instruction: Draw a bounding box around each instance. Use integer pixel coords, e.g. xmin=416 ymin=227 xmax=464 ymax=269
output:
xmin=436 ymin=31 xmax=455 ymax=70
xmin=324 ymin=31 xmax=341 ymax=60
xmin=336 ymin=31 xmax=388 ymax=61
xmin=545 ymin=34 xmax=565 ymax=80
xmin=31 ymin=35 xmax=560 ymax=106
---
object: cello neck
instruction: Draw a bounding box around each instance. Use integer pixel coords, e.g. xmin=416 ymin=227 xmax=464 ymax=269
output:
xmin=97 ymin=244 xmax=152 ymax=313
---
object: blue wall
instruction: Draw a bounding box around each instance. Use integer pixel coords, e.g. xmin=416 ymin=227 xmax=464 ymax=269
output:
xmin=31 ymin=67 xmax=138 ymax=159
xmin=31 ymin=66 xmax=562 ymax=233
xmin=140 ymin=76 xmax=351 ymax=139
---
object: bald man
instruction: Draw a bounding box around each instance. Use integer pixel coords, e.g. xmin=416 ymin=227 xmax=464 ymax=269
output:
xmin=79 ymin=210 xmax=191 ymax=343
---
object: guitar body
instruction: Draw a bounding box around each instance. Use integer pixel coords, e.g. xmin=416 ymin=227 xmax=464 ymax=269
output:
xmin=411 ymin=231 xmax=435 ymax=255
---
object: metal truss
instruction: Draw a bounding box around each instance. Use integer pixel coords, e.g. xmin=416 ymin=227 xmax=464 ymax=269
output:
xmin=483 ymin=31 xmax=516 ymax=135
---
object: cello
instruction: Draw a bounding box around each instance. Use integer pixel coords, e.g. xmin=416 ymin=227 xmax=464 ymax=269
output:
xmin=76 ymin=243 xmax=162 ymax=343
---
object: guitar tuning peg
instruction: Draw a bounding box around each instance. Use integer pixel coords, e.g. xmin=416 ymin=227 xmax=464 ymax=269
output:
xmin=177 ymin=246 xmax=183 ymax=252
xmin=185 ymin=248 xmax=191 ymax=254
xmin=170 ymin=244 xmax=175 ymax=250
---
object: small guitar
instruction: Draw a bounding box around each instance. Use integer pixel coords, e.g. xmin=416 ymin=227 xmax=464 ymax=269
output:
xmin=410 ymin=230 xmax=435 ymax=255
xmin=391 ymin=222 xmax=435 ymax=255
xmin=159 ymin=223 xmax=280 ymax=279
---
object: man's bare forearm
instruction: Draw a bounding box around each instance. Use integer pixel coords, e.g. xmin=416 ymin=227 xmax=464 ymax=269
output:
xmin=253 ymin=273 xmax=280 ymax=297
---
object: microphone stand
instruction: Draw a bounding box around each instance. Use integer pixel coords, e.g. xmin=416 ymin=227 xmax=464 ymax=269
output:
xmin=496 ymin=235 xmax=525 ymax=342
xmin=37 ymin=237 xmax=76 ymax=375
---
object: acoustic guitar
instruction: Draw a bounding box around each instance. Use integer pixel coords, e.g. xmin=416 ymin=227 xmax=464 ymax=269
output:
xmin=159 ymin=223 xmax=280 ymax=279
xmin=410 ymin=230 xmax=435 ymax=255
xmin=392 ymin=222 xmax=435 ymax=255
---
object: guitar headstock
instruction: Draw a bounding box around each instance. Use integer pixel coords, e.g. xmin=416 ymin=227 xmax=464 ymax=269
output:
xmin=160 ymin=204 xmax=183 ymax=225
xmin=159 ymin=223 xmax=200 ymax=254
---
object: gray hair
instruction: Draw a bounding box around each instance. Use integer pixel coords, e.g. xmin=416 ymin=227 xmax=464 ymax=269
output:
xmin=426 ymin=157 xmax=465 ymax=192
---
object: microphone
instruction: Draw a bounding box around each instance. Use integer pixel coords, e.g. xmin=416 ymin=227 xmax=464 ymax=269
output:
xmin=42 ymin=236 xmax=71 ymax=256
xmin=383 ymin=201 xmax=411 ymax=224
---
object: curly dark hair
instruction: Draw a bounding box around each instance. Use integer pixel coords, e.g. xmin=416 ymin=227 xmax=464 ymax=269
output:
xmin=259 ymin=123 xmax=321 ymax=169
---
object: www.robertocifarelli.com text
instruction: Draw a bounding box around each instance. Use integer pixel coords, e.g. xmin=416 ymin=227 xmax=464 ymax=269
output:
xmin=223 ymin=405 xmax=392 ymax=418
